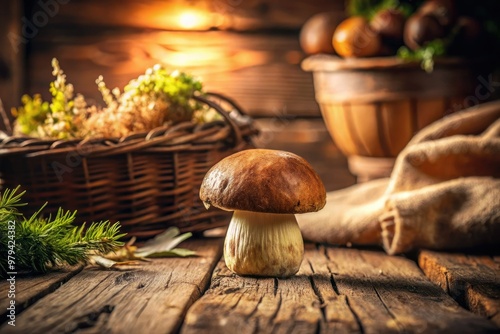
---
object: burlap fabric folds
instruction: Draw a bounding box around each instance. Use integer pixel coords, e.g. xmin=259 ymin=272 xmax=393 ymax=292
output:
xmin=298 ymin=100 xmax=500 ymax=254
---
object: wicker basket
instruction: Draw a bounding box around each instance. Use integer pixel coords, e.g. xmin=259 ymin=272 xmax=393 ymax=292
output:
xmin=0 ymin=93 xmax=257 ymax=238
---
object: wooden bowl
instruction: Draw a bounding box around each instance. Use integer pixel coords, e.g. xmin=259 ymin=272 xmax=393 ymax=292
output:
xmin=302 ymin=55 xmax=494 ymax=181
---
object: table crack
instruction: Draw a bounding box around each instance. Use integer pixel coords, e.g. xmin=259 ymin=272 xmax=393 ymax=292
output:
xmin=373 ymin=286 xmax=406 ymax=333
xmin=323 ymin=245 xmax=331 ymax=261
xmin=69 ymin=304 xmax=115 ymax=333
xmin=308 ymin=274 xmax=326 ymax=323
xmin=444 ymin=271 xmax=451 ymax=295
xmin=269 ymin=292 xmax=282 ymax=323
xmin=326 ymin=265 xmax=340 ymax=295
xmin=231 ymin=293 xmax=244 ymax=309
xmin=163 ymin=271 xmax=173 ymax=289
xmin=135 ymin=297 xmax=151 ymax=318
xmin=345 ymin=295 xmax=365 ymax=334
xmin=247 ymin=295 xmax=263 ymax=319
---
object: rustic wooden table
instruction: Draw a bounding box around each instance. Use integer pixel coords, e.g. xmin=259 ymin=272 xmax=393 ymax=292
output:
xmin=0 ymin=239 xmax=499 ymax=333
xmin=1 ymin=121 xmax=499 ymax=333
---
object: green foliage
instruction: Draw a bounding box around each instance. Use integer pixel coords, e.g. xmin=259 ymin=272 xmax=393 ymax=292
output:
xmin=0 ymin=187 xmax=125 ymax=276
xmin=124 ymin=67 xmax=203 ymax=105
xmin=347 ymin=0 xmax=419 ymax=20
xmin=11 ymin=58 xmax=86 ymax=140
xmin=121 ymin=65 xmax=204 ymax=123
xmin=11 ymin=95 xmax=50 ymax=137
xmin=397 ymin=39 xmax=447 ymax=73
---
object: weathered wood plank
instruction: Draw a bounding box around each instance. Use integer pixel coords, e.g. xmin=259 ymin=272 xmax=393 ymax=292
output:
xmin=0 ymin=238 xmax=222 ymax=333
xmin=324 ymin=247 xmax=498 ymax=333
xmin=27 ymin=30 xmax=320 ymax=117
xmin=181 ymin=258 xmax=325 ymax=334
xmin=0 ymin=266 xmax=83 ymax=324
xmin=419 ymin=250 xmax=500 ymax=327
xmin=182 ymin=244 xmax=498 ymax=333
xmin=27 ymin=0 xmax=343 ymax=31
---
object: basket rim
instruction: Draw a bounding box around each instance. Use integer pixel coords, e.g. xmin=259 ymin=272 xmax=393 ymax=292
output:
xmin=0 ymin=92 xmax=257 ymax=158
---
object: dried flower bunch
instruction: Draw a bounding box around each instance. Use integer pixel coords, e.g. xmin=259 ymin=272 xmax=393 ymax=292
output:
xmin=12 ymin=59 xmax=209 ymax=139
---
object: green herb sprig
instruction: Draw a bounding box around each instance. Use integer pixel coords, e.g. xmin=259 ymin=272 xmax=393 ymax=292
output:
xmin=0 ymin=187 xmax=125 ymax=276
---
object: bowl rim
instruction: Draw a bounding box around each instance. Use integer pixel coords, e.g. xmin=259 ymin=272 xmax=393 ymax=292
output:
xmin=301 ymin=54 xmax=493 ymax=72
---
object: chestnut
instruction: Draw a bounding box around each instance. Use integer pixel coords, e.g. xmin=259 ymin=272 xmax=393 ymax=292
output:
xmin=370 ymin=9 xmax=406 ymax=46
xmin=418 ymin=0 xmax=457 ymax=29
xmin=404 ymin=13 xmax=446 ymax=51
xmin=332 ymin=16 xmax=382 ymax=57
xmin=300 ymin=12 xmax=344 ymax=55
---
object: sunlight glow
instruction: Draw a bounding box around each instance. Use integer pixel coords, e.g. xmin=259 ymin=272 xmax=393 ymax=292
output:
xmin=178 ymin=11 xmax=205 ymax=30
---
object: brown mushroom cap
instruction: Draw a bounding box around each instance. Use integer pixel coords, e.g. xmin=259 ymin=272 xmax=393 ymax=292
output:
xmin=200 ymin=149 xmax=326 ymax=214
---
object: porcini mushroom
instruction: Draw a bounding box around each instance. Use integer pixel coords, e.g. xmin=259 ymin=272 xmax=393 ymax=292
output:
xmin=200 ymin=149 xmax=326 ymax=278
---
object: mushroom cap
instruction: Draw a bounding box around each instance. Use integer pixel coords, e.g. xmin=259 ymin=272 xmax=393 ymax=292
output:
xmin=200 ymin=149 xmax=326 ymax=214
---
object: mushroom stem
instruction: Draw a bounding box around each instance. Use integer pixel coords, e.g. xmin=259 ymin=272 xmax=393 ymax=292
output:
xmin=224 ymin=210 xmax=304 ymax=278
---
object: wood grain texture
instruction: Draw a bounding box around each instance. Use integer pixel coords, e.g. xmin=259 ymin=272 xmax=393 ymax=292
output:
xmin=0 ymin=238 xmax=223 ymax=334
xmin=380 ymin=100 xmax=413 ymax=156
xmin=416 ymin=98 xmax=447 ymax=130
xmin=349 ymin=103 xmax=385 ymax=157
xmin=319 ymin=103 xmax=359 ymax=156
xmin=28 ymin=0 xmax=343 ymax=31
xmin=181 ymin=259 xmax=325 ymax=334
xmin=253 ymin=118 xmax=356 ymax=192
xmin=303 ymin=55 xmax=494 ymax=103
xmin=0 ymin=0 xmax=23 ymax=130
xmin=15 ymin=0 xmax=346 ymax=117
xmin=419 ymin=250 xmax=500 ymax=327
xmin=181 ymin=244 xmax=498 ymax=333
xmin=28 ymin=29 xmax=320 ymax=117
xmin=0 ymin=266 xmax=83 ymax=324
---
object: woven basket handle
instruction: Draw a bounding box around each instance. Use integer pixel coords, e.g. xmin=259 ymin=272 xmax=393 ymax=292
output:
xmin=0 ymin=98 xmax=13 ymax=135
xmin=194 ymin=93 xmax=244 ymax=148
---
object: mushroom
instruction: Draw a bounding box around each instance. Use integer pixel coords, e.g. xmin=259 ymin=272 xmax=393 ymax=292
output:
xmin=200 ymin=149 xmax=326 ymax=278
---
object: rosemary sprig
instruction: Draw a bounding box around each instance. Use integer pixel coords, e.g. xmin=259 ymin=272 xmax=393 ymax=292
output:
xmin=0 ymin=187 xmax=125 ymax=276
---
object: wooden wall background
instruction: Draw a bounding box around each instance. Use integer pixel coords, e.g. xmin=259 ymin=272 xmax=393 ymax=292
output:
xmin=0 ymin=0 xmax=23 ymax=128
xmin=0 ymin=0 xmax=345 ymax=126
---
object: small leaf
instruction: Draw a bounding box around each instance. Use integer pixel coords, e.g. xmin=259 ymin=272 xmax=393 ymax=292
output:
xmin=145 ymin=248 xmax=197 ymax=258
xmin=90 ymin=255 xmax=139 ymax=269
xmin=135 ymin=227 xmax=194 ymax=258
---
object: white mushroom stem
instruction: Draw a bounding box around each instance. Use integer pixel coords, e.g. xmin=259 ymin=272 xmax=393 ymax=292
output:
xmin=224 ymin=210 xmax=304 ymax=278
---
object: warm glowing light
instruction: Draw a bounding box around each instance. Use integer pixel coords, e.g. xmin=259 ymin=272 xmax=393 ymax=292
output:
xmin=178 ymin=11 xmax=204 ymax=30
